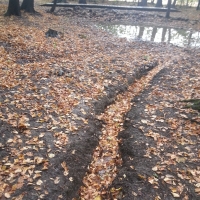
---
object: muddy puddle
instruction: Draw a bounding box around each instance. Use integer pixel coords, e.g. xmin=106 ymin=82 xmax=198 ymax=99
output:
xmin=98 ymin=24 xmax=200 ymax=47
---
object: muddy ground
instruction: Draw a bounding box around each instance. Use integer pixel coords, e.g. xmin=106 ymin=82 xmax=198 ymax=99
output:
xmin=0 ymin=2 xmax=200 ymax=200
xmin=107 ymin=57 xmax=200 ymax=200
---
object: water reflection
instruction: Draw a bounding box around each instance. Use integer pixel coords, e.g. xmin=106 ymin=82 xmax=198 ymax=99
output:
xmin=99 ymin=24 xmax=200 ymax=47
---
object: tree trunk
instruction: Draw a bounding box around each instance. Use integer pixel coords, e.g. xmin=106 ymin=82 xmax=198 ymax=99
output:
xmin=5 ymin=0 xmax=21 ymax=16
xmin=138 ymin=0 xmax=147 ymax=6
xmin=197 ymin=0 xmax=200 ymax=10
xmin=21 ymin=0 xmax=35 ymax=13
xmin=79 ymin=0 xmax=87 ymax=4
xmin=172 ymin=0 xmax=177 ymax=8
xmin=155 ymin=0 xmax=163 ymax=7
xmin=50 ymin=0 xmax=57 ymax=12
xmin=166 ymin=0 xmax=171 ymax=18
xmin=186 ymin=0 xmax=189 ymax=7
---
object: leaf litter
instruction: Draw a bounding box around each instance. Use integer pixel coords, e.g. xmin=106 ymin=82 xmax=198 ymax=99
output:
xmin=0 ymin=1 xmax=200 ymax=199
xmin=107 ymin=55 xmax=200 ymax=199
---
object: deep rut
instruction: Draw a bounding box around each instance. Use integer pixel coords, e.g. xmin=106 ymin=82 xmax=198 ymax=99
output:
xmin=79 ymin=60 xmax=171 ymax=199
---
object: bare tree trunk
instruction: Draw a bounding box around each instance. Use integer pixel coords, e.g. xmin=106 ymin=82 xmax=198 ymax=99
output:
xmin=172 ymin=0 xmax=177 ymax=8
xmin=197 ymin=0 xmax=200 ymax=10
xmin=155 ymin=0 xmax=163 ymax=7
xmin=79 ymin=0 xmax=87 ymax=4
xmin=50 ymin=0 xmax=57 ymax=12
xmin=5 ymin=0 xmax=21 ymax=16
xmin=186 ymin=0 xmax=189 ymax=7
xmin=138 ymin=0 xmax=147 ymax=6
xmin=166 ymin=0 xmax=171 ymax=18
xmin=21 ymin=0 xmax=35 ymax=13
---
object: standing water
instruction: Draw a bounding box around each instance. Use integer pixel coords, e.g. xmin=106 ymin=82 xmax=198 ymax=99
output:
xmin=98 ymin=24 xmax=200 ymax=48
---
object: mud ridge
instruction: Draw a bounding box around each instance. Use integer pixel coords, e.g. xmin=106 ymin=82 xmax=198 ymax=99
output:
xmin=10 ymin=61 xmax=158 ymax=200
xmin=108 ymin=59 xmax=200 ymax=199
xmin=68 ymin=61 xmax=158 ymax=199
xmin=94 ymin=61 xmax=158 ymax=115
xmin=60 ymin=61 xmax=159 ymax=199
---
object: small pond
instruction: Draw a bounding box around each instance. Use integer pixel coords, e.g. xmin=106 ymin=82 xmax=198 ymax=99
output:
xmin=98 ymin=24 xmax=200 ymax=48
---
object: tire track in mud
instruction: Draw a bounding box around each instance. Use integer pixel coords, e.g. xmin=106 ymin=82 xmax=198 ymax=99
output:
xmin=79 ymin=59 xmax=173 ymax=199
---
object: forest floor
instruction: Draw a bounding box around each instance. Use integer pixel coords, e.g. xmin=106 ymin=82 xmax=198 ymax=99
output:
xmin=0 ymin=1 xmax=200 ymax=200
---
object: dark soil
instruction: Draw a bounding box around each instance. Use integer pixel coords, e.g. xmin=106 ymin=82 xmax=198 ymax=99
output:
xmin=0 ymin=3 xmax=200 ymax=200
xmin=0 ymin=26 xmax=159 ymax=200
xmin=0 ymin=61 xmax=158 ymax=200
xmin=107 ymin=58 xmax=200 ymax=199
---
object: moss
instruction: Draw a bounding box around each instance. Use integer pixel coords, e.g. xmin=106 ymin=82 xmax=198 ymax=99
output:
xmin=181 ymin=99 xmax=200 ymax=112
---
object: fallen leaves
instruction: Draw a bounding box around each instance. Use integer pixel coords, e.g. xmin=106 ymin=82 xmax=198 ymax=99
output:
xmin=0 ymin=2 xmax=199 ymax=199
xmin=131 ymin=55 xmax=200 ymax=199
xmin=54 ymin=177 xmax=60 ymax=184
xmin=61 ymin=161 xmax=69 ymax=176
xmin=80 ymin=63 xmax=165 ymax=198
xmin=2 ymin=4 xmax=156 ymax=196
xmin=36 ymin=179 xmax=43 ymax=186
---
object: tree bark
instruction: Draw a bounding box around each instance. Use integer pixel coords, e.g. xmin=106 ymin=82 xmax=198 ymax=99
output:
xmin=186 ymin=0 xmax=189 ymax=7
xmin=197 ymin=0 xmax=200 ymax=10
xmin=50 ymin=0 xmax=57 ymax=12
xmin=138 ymin=0 xmax=147 ymax=6
xmin=166 ymin=0 xmax=171 ymax=18
xmin=5 ymin=0 xmax=21 ymax=16
xmin=21 ymin=0 xmax=35 ymax=13
xmin=155 ymin=0 xmax=163 ymax=7
xmin=79 ymin=0 xmax=87 ymax=4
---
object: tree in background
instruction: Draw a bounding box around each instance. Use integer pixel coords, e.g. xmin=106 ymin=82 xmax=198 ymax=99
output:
xmin=155 ymin=0 xmax=163 ymax=7
xmin=50 ymin=0 xmax=58 ymax=12
xmin=5 ymin=0 xmax=36 ymax=16
xmin=171 ymin=0 xmax=177 ymax=8
xmin=166 ymin=0 xmax=171 ymax=18
xmin=79 ymin=0 xmax=87 ymax=4
xmin=138 ymin=0 xmax=147 ymax=6
xmin=186 ymin=0 xmax=189 ymax=7
xmin=197 ymin=0 xmax=200 ymax=10
xmin=5 ymin=0 xmax=21 ymax=16
xmin=21 ymin=0 xmax=35 ymax=13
